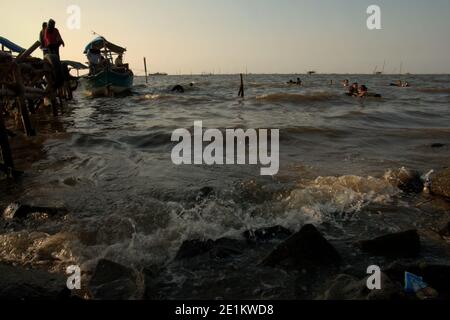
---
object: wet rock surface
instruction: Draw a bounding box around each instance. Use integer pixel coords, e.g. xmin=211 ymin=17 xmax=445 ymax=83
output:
xmin=0 ymin=263 xmax=70 ymax=300
xmin=432 ymin=168 xmax=450 ymax=199
xmin=439 ymin=222 xmax=450 ymax=238
xmin=358 ymin=230 xmax=421 ymax=258
xmin=243 ymin=225 xmax=293 ymax=243
xmin=2 ymin=202 xmax=68 ymax=220
xmin=261 ymin=224 xmax=341 ymax=269
xmin=385 ymin=168 xmax=424 ymax=194
xmin=319 ymin=273 xmax=405 ymax=300
xmin=175 ymin=238 xmax=246 ymax=260
xmin=89 ymin=259 xmax=140 ymax=300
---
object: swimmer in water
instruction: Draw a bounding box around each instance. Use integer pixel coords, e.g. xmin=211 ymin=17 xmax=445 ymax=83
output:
xmin=347 ymin=82 xmax=359 ymax=96
xmin=358 ymin=85 xmax=368 ymax=97
xmin=171 ymin=85 xmax=185 ymax=93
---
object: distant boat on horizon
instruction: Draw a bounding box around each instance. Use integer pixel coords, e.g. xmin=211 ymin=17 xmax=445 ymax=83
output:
xmin=307 ymin=71 xmax=317 ymax=75
xmin=149 ymin=72 xmax=168 ymax=76
xmin=373 ymin=60 xmax=386 ymax=75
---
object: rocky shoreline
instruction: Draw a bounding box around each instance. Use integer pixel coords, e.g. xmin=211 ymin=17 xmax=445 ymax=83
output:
xmin=0 ymin=167 xmax=449 ymax=300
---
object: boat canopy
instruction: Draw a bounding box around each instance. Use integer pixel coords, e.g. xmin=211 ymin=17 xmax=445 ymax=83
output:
xmin=0 ymin=36 xmax=25 ymax=53
xmin=62 ymin=60 xmax=88 ymax=70
xmin=84 ymin=37 xmax=126 ymax=54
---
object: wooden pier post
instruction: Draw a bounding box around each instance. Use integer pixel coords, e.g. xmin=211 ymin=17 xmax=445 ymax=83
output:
xmin=144 ymin=57 xmax=149 ymax=84
xmin=238 ymin=73 xmax=244 ymax=98
xmin=0 ymin=110 xmax=15 ymax=175
xmin=12 ymin=64 xmax=36 ymax=136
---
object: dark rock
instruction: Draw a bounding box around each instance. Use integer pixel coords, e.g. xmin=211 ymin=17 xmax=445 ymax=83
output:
xmin=2 ymin=202 xmax=68 ymax=220
xmin=358 ymin=230 xmax=421 ymax=258
xmin=319 ymin=273 xmax=405 ymax=300
xmin=261 ymin=224 xmax=341 ymax=269
xmin=243 ymin=226 xmax=293 ymax=243
xmin=0 ymin=263 xmax=71 ymax=300
xmin=439 ymin=222 xmax=450 ymax=238
xmin=175 ymin=238 xmax=244 ymax=260
xmin=175 ymin=239 xmax=215 ymax=260
xmin=198 ymin=187 xmax=214 ymax=199
xmin=89 ymin=259 xmax=139 ymax=300
xmin=431 ymin=168 xmax=450 ymax=199
xmin=143 ymin=267 xmax=161 ymax=300
xmin=385 ymin=168 xmax=424 ymax=193
xmin=431 ymin=143 xmax=446 ymax=148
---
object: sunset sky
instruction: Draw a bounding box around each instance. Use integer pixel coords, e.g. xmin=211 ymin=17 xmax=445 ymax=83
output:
xmin=2 ymin=0 xmax=450 ymax=74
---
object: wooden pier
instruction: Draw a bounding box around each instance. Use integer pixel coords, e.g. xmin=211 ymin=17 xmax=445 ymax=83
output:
xmin=0 ymin=41 xmax=79 ymax=177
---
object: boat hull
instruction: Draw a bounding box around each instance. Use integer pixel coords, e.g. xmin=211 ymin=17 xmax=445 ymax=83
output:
xmin=85 ymin=68 xmax=133 ymax=97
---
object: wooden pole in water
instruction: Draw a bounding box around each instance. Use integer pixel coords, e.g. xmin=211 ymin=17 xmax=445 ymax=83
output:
xmin=0 ymin=110 xmax=15 ymax=174
xmin=12 ymin=64 xmax=36 ymax=136
xmin=238 ymin=73 xmax=244 ymax=98
xmin=144 ymin=57 xmax=148 ymax=84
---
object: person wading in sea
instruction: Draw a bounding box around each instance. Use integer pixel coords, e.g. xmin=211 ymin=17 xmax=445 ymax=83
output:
xmin=44 ymin=19 xmax=65 ymax=58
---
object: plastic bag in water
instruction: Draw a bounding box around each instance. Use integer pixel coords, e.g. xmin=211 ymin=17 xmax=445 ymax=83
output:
xmin=404 ymin=272 xmax=428 ymax=293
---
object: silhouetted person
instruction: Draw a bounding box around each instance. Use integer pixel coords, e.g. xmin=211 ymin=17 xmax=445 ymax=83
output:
xmin=44 ymin=19 xmax=65 ymax=58
xmin=358 ymin=85 xmax=368 ymax=97
xmin=39 ymin=22 xmax=48 ymax=57
xmin=347 ymin=82 xmax=359 ymax=96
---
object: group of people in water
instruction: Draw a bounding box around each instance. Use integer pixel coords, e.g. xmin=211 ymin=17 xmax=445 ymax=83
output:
xmin=390 ymin=80 xmax=410 ymax=87
xmin=284 ymin=77 xmax=409 ymax=98
xmin=39 ymin=19 xmax=65 ymax=58
xmin=287 ymin=78 xmax=303 ymax=86
xmin=344 ymin=82 xmax=373 ymax=98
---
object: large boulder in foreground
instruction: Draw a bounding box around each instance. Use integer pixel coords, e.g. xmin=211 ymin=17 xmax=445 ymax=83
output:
xmin=431 ymin=168 xmax=450 ymax=199
xmin=358 ymin=230 xmax=421 ymax=258
xmin=261 ymin=224 xmax=341 ymax=269
xmin=89 ymin=259 xmax=139 ymax=300
xmin=0 ymin=263 xmax=70 ymax=300
xmin=319 ymin=273 xmax=404 ymax=300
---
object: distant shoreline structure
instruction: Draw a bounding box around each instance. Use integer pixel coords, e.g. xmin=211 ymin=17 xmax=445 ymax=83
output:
xmin=134 ymin=72 xmax=449 ymax=77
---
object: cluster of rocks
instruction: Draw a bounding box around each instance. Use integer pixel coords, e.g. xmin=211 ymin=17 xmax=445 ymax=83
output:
xmin=386 ymin=167 xmax=450 ymax=199
xmin=170 ymin=222 xmax=450 ymax=300
xmin=0 ymin=263 xmax=71 ymax=300
xmin=1 ymin=166 xmax=449 ymax=300
xmin=2 ymin=202 xmax=68 ymax=221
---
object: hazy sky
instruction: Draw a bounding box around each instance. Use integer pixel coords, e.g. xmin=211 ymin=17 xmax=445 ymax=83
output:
xmin=2 ymin=0 xmax=450 ymax=74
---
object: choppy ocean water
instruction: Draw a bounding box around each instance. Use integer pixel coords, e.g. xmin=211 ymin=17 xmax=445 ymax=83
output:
xmin=1 ymin=74 xmax=449 ymax=299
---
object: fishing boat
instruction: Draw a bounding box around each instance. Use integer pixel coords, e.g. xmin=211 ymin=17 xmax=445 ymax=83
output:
xmin=0 ymin=36 xmax=25 ymax=56
xmin=83 ymin=37 xmax=133 ymax=97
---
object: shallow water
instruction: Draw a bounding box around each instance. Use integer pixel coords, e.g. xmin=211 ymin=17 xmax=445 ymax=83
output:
xmin=1 ymin=74 xmax=450 ymax=298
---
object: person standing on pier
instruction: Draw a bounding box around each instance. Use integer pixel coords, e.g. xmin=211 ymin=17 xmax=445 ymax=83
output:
xmin=44 ymin=19 xmax=65 ymax=58
xmin=39 ymin=22 xmax=48 ymax=57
